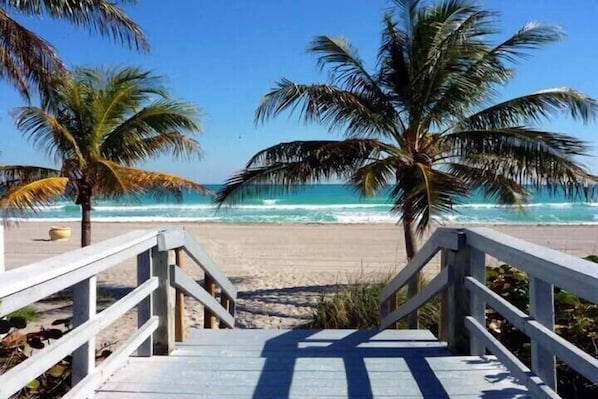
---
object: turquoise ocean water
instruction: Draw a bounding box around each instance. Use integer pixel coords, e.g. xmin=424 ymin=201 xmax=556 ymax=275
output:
xmin=18 ymin=184 xmax=598 ymax=225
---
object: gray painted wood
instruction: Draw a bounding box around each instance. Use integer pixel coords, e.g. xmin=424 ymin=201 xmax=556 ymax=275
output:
xmin=64 ymin=317 xmax=158 ymax=399
xmin=172 ymin=266 xmax=235 ymax=328
xmin=136 ymin=249 xmax=153 ymax=357
xmin=380 ymin=266 xmax=450 ymax=329
xmin=464 ymin=227 xmax=598 ymax=304
xmin=152 ymin=248 xmax=175 ymax=355
xmin=465 ymin=277 xmax=598 ymax=385
xmin=71 ymin=276 xmax=97 ymax=385
xmin=182 ymin=232 xmax=237 ymax=299
xmin=529 ymin=276 xmax=556 ymax=390
xmin=96 ymin=328 xmax=528 ymax=399
xmin=469 ymin=247 xmax=486 ymax=356
xmin=0 ymin=278 xmax=158 ymax=398
xmin=0 ymin=230 xmax=157 ymax=316
xmin=465 ymin=317 xmax=558 ymax=399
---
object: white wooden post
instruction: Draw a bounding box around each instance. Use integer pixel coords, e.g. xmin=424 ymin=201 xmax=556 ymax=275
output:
xmin=529 ymin=277 xmax=556 ymax=390
xmin=152 ymin=247 xmax=175 ymax=355
xmin=71 ymin=276 xmax=97 ymax=385
xmin=0 ymin=225 xmax=4 ymax=272
xmin=136 ymin=249 xmax=153 ymax=356
xmin=469 ymin=248 xmax=486 ymax=356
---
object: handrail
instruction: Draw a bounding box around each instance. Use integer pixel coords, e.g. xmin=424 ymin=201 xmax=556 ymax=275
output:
xmin=380 ymin=227 xmax=598 ymax=398
xmin=0 ymin=226 xmax=237 ymax=399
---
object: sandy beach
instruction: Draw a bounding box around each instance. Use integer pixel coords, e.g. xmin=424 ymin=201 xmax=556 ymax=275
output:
xmin=3 ymin=222 xmax=598 ymax=345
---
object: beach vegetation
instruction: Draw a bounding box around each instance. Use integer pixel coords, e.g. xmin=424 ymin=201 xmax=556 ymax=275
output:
xmin=0 ymin=0 xmax=147 ymax=101
xmin=216 ymin=0 xmax=597 ymax=264
xmin=0 ymin=66 xmax=206 ymax=246
xmin=308 ymin=272 xmax=439 ymax=330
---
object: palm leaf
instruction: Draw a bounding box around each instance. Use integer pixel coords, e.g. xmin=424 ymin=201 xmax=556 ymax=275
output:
xmin=1 ymin=177 xmax=68 ymax=219
xmin=455 ymin=88 xmax=598 ymax=130
xmin=1 ymin=0 xmax=149 ymax=52
xmin=218 ymin=139 xmax=386 ymax=206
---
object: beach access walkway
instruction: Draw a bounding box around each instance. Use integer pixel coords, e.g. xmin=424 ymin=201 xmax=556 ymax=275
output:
xmin=1 ymin=227 xmax=597 ymax=398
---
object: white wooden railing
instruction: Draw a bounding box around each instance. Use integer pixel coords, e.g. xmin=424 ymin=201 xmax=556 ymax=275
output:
xmin=380 ymin=227 xmax=598 ymax=399
xmin=0 ymin=227 xmax=236 ymax=399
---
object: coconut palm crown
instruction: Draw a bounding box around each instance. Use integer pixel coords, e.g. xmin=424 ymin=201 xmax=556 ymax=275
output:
xmin=217 ymin=0 xmax=598 ymax=260
xmin=0 ymin=0 xmax=148 ymax=100
xmin=0 ymin=66 xmax=206 ymax=246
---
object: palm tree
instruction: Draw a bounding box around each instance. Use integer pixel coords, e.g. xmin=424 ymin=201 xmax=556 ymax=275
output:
xmin=217 ymin=1 xmax=597 ymax=268
xmin=0 ymin=66 xmax=206 ymax=247
xmin=0 ymin=0 xmax=148 ymax=100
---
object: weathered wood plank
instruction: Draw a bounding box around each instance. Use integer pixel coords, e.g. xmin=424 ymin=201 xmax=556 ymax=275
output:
xmin=465 ymin=277 xmax=598 ymax=384
xmin=0 ymin=278 xmax=158 ymax=399
xmin=465 ymin=317 xmax=557 ymax=399
xmin=136 ymin=249 xmax=153 ymax=357
xmin=465 ymin=227 xmax=598 ymax=303
xmin=0 ymin=230 xmax=157 ymax=316
xmin=183 ymin=328 xmax=439 ymax=345
xmin=96 ymin=393 xmax=528 ymax=399
xmin=98 ymin=367 xmax=526 ymax=397
xmin=529 ymin=276 xmax=556 ymax=389
xmin=64 ymin=317 xmax=158 ymax=399
xmin=174 ymin=248 xmax=185 ymax=341
xmin=183 ymin=232 xmax=237 ymax=299
xmin=0 ymin=225 xmax=4 ymax=272
xmin=152 ymin=248 xmax=175 ymax=355
xmin=71 ymin=276 xmax=97 ymax=385
xmin=171 ymin=266 xmax=235 ymax=328
xmin=380 ymin=266 xmax=451 ymax=329
xmin=469 ymin=247 xmax=486 ymax=356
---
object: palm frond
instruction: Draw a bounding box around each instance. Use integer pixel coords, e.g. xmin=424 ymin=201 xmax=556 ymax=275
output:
xmin=113 ymin=167 xmax=210 ymax=201
xmin=447 ymin=163 xmax=529 ymax=206
xmin=14 ymin=106 xmax=83 ymax=162
xmin=1 ymin=176 xmax=68 ymax=219
xmin=0 ymin=9 xmax=65 ymax=99
xmin=256 ymin=80 xmax=399 ymax=138
xmin=218 ymin=139 xmax=386 ymax=206
xmin=100 ymin=100 xmax=202 ymax=163
xmin=392 ymin=165 xmax=468 ymax=233
xmin=351 ymin=156 xmax=397 ymax=197
xmin=455 ymin=88 xmax=598 ymax=130
xmin=1 ymin=0 xmax=149 ymax=52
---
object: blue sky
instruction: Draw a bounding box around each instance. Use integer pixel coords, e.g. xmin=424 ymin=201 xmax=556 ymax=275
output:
xmin=0 ymin=0 xmax=597 ymax=183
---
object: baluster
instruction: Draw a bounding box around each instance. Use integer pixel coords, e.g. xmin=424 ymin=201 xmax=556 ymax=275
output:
xmin=71 ymin=275 xmax=97 ymax=384
xmin=529 ymin=277 xmax=556 ymax=390
xmin=136 ymin=249 xmax=153 ymax=356
xmin=175 ymin=248 xmax=186 ymax=341
xmin=152 ymin=248 xmax=175 ymax=355
xmin=204 ymin=274 xmax=216 ymax=328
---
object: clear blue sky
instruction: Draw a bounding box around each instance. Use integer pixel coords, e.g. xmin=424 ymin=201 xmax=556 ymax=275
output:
xmin=1 ymin=0 xmax=597 ymax=184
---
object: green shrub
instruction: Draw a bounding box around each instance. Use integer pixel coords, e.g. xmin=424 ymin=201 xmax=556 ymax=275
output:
xmin=7 ymin=306 xmax=38 ymax=322
xmin=308 ymin=272 xmax=439 ymax=330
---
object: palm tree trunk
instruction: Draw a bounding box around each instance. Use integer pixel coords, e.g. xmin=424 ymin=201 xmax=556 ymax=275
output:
xmin=81 ymin=200 xmax=92 ymax=247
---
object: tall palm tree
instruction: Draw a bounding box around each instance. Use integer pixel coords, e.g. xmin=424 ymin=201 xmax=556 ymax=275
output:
xmin=0 ymin=66 xmax=206 ymax=247
xmin=0 ymin=0 xmax=148 ymax=100
xmin=217 ymin=0 xmax=597 ymax=259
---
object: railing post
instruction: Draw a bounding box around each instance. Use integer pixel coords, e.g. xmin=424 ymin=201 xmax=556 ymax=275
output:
xmin=439 ymin=249 xmax=449 ymax=341
xmin=152 ymin=247 xmax=175 ymax=355
xmin=71 ymin=276 xmax=97 ymax=384
xmin=219 ymin=291 xmax=235 ymax=329
xmin=444 ymin=231 xmax=475 ymax=354
xmin=136 ymin=249 xmax=153 ymax=356
xmin=530 ymin=277 xmax=556 ymax=390
xmin=204 ymin=274 xmax=216 ymax=329
xmin=407 ymin=275 xmax=419 ymax=329
xmin=175 ymin=248 xmax=186 ymax=341
xmin=469 ymin=248 xmax=486 ymax=356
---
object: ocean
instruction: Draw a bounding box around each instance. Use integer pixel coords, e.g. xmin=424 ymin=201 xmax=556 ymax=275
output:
xmin=16 ymin=184 xmax=598 ymax=225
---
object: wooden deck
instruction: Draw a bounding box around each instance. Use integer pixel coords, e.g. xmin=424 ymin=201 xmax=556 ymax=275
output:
xmin=95 ymin=329 xmax=528 ymax=398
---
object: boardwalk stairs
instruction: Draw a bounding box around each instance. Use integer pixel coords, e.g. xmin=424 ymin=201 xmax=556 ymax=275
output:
xmin=1 ymin=227 xmax=597 ymax=398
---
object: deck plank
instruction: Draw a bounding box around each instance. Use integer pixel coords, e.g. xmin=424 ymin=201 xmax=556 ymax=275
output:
xmin=96 ymin=329 xmax=528 ymax=398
